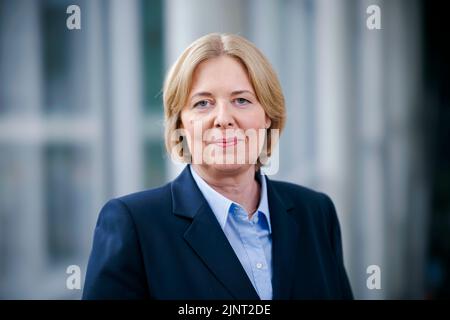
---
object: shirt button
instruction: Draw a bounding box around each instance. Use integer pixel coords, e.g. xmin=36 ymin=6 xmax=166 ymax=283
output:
xmin=256 ymin=263 xmax=263 ymax=269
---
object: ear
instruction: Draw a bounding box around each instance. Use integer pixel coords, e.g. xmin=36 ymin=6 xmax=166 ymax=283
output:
xmin=265 ymin=116 xmax=272 ymax=129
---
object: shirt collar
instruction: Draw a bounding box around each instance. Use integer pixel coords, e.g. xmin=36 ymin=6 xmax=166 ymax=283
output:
xmin=189 ymin=165 xmax=272 ymax=233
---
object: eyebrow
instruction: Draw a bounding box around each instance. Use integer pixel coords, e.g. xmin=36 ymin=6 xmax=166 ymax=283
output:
xmin=231 ymin=90 xmax=256 ymax=97
xmin=190 ymin=90 xmax=256 ymax=101
xmin=190 ymin=92 xmax=213 ymax=101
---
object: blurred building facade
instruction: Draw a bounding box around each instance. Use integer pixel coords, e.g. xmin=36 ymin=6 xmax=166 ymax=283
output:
xmin=0 ymin=0 xmax=435 ymax=299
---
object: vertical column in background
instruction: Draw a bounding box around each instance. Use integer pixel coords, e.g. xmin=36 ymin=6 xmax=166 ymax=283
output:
xmin=107 ymin=0 xmax=144 ymax=197
xmin=0 ymin=0 xmax=45 ymax=296
xmin=164 ymin=0 xmax=246 ymax=179
xmin=246 ymin=0 xmax=282 ymax=68
xmin=314 ymin=0 xmax=354 ymax=292
xmin=277 ymin=0 xmax=318 ymax=185
xmin=383 ymin=0 xmax=425 ymax=299
xmin=82 ymin=0 xmax=107 ymax=265
xmin=355 ymin=0 xmax=386 ymax=299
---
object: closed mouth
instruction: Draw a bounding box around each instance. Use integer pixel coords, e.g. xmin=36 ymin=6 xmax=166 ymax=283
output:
xmin=212 ymin=137 xmax=241 ymax=147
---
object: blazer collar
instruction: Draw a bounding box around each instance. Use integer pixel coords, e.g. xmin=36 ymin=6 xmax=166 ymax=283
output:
xmin=265 ymin=177 xmax=298 ymax=299
xmin=189 ymin=165 xmax=272 ymax=233
xmin=171 ymin=165 xmax=297 ymax=300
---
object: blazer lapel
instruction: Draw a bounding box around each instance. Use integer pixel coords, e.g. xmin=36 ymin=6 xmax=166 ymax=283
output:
xmin=266 ymin=176 xmax=299 ymax=300
xmin=171 ymin=166 xmax=260 ymax=300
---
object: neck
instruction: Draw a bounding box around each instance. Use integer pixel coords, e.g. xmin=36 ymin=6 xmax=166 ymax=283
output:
xmin=191 ymin=164 xmax=261 ymax=218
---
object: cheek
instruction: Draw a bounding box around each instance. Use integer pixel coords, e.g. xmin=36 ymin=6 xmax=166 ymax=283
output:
xmin=240 ymin=108 xmax=268 ymax=130
xmin=180 ymin=113 xmax=207 ymax=144
xmin=180 ymin=111 xmax=197 ymax=130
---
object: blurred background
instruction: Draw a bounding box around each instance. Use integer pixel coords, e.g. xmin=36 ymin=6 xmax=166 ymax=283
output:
xmin=0 ymin=0 xmax=449 ymax=299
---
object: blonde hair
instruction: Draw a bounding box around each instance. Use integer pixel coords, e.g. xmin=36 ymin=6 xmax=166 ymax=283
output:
xmin=163 ymin=33 xmax=286 ymax=166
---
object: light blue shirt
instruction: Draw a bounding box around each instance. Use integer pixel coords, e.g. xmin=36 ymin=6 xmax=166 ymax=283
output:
xmin=189 ymin=165 xmax=273 ymax=300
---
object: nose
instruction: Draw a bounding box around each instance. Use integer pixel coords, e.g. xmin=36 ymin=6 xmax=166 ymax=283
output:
xmin=213 ymin=101 xmax=235 ymax=129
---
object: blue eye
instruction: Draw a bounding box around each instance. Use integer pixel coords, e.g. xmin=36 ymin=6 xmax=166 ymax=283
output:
xmin=193 ymin=100 xmax=211 ymax=108
xmin=234 ymin=98 xmax=251 ymax=106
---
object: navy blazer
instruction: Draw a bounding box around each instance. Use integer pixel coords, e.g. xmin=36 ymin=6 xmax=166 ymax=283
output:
xmin=83 ymin=166 xmax=353 ymax=300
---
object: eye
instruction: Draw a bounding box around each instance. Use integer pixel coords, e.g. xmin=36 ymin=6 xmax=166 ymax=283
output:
xmin=234 ymin=98 xmax=251 ymax=106
xmin=193 ymin=100 xmax=212 ymax=109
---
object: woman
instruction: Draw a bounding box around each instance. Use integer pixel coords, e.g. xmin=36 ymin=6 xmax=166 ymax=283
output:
xmin=83 ymin=33 xmax=353 ymax=300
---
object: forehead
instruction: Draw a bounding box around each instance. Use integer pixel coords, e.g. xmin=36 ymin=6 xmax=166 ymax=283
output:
xmin=190 ymin=55 xmax=254 ymax=92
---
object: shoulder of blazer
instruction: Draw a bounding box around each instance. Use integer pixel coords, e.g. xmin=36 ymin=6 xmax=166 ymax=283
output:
xmin=269 ymin=178 xmax=332 ymax=207
xmin=268 ymin=178 xmax=336 ymax=225
xmin=113 ymin=182 xmax=173 ymax=221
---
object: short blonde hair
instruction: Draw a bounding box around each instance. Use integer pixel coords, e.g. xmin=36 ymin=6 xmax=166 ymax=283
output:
xmin=163 ymin=33 xmax=286 ymax=165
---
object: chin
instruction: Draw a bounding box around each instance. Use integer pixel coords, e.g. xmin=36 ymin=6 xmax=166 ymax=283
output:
xmin=205 ymin=162 xmax=254 ymax=174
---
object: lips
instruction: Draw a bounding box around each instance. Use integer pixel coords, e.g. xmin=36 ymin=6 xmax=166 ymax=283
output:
xmin=213 ymin=137 xmax=239 ymax=147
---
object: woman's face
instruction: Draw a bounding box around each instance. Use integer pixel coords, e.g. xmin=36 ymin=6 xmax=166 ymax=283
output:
xmin=180 ymin=55 xmax=271 ymax=173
